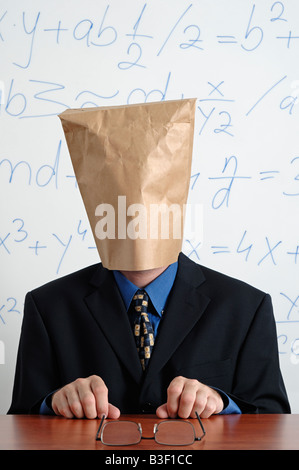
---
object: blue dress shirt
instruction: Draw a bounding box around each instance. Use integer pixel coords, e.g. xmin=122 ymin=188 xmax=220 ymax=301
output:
xmin=40 ymin=262 xmax=241 ymax=415
xmin=113 ymin=261 xmax=178 ymax=337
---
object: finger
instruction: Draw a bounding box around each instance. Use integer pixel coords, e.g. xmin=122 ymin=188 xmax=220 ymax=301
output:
xmin=76 ymin=379 xmax=98 ymax=419
xmin=63 ymin=381 xmax=87 ymax=418
xmin=177 ymin=379 xmax=198 ymax=419
xmin=166 ymin=376 xmax=185 ymax=418
xmin=195 ymin=389 xmax=223 ymax=418
xmin=90 ymin=375 xmax=109 ymax=418
xmin=155 ymin=403 xmax=169 ymax=419
xmin=52 ymin=390 xmax=75 ymax=419
xmin=212 ymin=389 xmax=224 ymax=414
xmin=193 ymin=390 xmax=209 ymax=418
xmin=198 ymin=401 xmax=215 ymax=418
xmin=68 ymin=389 xmax=85 ymax=418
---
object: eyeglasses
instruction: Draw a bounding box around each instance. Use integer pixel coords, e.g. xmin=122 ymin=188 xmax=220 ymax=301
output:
xmin=96 ymin=412 xmax=206 ymax=446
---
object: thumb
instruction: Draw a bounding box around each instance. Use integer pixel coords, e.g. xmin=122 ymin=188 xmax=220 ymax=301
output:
xmin=107 ymin=403 xmax=121 ymax=419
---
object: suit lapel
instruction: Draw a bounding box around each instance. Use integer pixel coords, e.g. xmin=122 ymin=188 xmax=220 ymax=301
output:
xmin=84 ymin=266 xmax=143 ymax=384
xmin=145 ymin=254 xmax=211 ymax=380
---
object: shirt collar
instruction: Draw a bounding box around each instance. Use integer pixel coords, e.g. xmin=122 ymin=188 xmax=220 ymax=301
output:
xmin=113 ymin=261 xmax=178 ymax=317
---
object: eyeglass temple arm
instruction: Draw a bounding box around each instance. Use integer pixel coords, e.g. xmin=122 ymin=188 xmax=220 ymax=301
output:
xmin=95 ymin=415 xmax=106 ymax=441
xmin=195 ymin=412 xmax=206 ymax=441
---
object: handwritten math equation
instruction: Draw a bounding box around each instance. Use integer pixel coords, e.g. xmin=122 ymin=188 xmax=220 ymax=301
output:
xmin=1 ymin=2 xmax=299 ymax=71
xmin=1 ymin=72 xmax=298 ymax=121
xmin=185 ymin=228 xmax=299 ymax=267
xmin=0 ymin=215 xmax=298 ymax=276
xmin=1 ymin=2 xmax=299 ymax=114
xmin=191 ymin=154 xmax=299 ymax=206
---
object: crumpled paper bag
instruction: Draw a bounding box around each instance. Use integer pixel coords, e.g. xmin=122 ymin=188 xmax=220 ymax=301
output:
xmin=59 ymin=98 xmax=196 ymax=270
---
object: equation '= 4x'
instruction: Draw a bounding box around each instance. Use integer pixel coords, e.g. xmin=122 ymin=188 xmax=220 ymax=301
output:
xmin=184 ymin=231 xmax=299 ymax=267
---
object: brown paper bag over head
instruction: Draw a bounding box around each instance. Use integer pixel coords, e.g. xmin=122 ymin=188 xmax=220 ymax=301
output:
xmin=59 ymin=98 xmax=196 ymax=270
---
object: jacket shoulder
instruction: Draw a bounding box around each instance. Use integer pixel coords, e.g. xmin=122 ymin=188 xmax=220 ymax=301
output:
xmin=202 ymin=263 xmax=265 ymax=295
xmin=30 ymin=263 xmax=103 ymax=300
xmin=179 ymin=253 xmax=267 ymax=301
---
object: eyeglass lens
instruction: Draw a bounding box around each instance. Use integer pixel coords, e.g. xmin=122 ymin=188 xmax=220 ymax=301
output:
xmin=101 ymin=421 xmax=141 ymax=446
xmin=155 ymin=421 xmax=196 ymax=446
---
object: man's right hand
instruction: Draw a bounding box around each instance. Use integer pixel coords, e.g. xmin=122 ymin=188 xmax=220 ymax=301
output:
xmin=52 ymin=375 xmax=120 ymax=419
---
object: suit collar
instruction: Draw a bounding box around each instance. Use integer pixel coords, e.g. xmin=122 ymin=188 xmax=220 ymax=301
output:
xmin=176 ymin=252 xmax=206 ymax=288
xmin=88 ymin=262 xmax=110 ymax=288
xmin=112 ymin=261 xmax=178 ymax=315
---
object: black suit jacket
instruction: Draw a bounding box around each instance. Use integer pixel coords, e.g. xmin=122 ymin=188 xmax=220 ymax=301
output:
xmin=8 ymin=253 xmax=290 ymax=415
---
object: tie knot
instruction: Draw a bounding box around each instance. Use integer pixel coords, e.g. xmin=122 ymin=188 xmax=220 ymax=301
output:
xmin=133 ymin=290 xmax=148 ymax=313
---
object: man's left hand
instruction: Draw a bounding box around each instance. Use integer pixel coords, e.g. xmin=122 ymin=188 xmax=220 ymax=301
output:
xmin=156 ymin=376 xmax=224 ymax=419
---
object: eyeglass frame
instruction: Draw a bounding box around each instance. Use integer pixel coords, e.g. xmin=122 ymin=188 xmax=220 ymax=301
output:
xmin=95 ymin=411 xmax=206 ymax=446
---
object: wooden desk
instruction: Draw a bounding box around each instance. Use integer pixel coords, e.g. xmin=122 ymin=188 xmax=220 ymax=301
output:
xmin=0 ymin=414 xmax=298 ymax=451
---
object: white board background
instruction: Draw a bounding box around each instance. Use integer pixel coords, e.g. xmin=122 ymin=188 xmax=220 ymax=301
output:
xmin=1 ymin=0 xmax=299 ymax=414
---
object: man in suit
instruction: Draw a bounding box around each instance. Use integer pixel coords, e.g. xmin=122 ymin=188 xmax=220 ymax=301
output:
xmin=8 ymin=252 xmax=290 ymax=417
xmin=8 ymin=100 xmax=290 ymax=417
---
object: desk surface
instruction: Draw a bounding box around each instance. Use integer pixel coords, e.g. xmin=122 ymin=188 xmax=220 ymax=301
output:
xmin=0 ymin=414 xmax=298 ymax=450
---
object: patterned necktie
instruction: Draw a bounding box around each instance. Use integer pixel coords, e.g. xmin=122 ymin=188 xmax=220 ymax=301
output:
xmin=133 ymin=289 xmax=155 ymax=370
